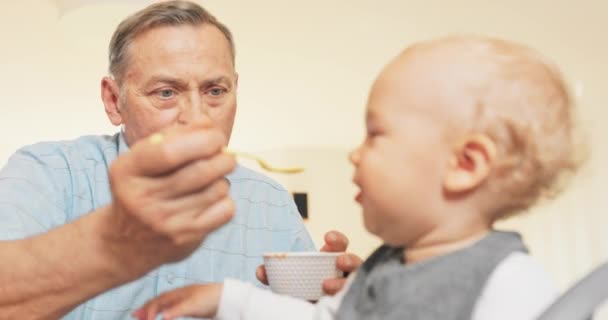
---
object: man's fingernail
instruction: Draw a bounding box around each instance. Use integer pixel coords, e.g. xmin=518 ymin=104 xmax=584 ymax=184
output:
xmin=327 ymin=232 xmax=337 ymax=242
xmin=149 ymin=133 xmax=164 ymax=145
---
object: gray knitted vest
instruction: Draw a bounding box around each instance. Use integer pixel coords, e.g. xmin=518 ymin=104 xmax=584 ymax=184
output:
xmin=336 ymin=231 xmax=527 ymax=320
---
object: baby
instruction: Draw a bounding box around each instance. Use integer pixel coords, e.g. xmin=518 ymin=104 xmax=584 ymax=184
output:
xmin=133 ymin=35 xmax=581 ymax=320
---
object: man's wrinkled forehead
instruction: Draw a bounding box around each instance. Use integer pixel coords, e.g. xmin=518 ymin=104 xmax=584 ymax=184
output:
xmin=121 ymin=25 xmax=235 ymax=80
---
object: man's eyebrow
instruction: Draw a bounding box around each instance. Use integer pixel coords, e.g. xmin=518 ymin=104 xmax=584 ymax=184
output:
xmin=142 ymin=75 xmax=233 ymax=90
xmin=200 ymin=76 xmax=233 ymax=89
xmin=143 ymin=76 xmax=188 ymax=89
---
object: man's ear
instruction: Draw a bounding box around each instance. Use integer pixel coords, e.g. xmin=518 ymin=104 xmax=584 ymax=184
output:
xmin=443 ymin=134 xmax=497 ymax=194
xmin=101 ymin=77 xmax=123 ymax=126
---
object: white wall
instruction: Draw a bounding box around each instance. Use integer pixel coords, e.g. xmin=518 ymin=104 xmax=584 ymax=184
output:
xmin=2 ymin=0 xmax=608 ymax=312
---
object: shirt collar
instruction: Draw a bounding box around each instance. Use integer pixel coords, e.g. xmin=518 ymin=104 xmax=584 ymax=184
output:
xmin=118 ymin=129 xmax=129 ymax=155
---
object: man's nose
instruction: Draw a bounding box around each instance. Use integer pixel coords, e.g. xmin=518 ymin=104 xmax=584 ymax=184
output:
xmin=178 ymin=93 xmax=209 ymax=124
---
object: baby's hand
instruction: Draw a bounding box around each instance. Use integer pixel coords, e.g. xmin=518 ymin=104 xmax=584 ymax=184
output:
xmin=132 ymin=283 xmax=223 ymax=320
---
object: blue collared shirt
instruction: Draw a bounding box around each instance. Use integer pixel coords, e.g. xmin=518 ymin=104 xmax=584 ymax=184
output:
xmin=0 ymin=132 xmax=315 ymax=319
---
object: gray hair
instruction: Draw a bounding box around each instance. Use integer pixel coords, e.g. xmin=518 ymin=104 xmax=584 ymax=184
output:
xmin=108 ymin=0 xmax=235 ymax=83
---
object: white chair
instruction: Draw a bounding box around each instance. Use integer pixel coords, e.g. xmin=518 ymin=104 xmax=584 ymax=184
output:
xmin=537 ymin=261 xmax=608 ymax=320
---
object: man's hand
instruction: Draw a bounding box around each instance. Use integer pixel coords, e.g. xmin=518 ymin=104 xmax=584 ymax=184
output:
xmin=103 ymin=120 xmax=237 ymax=277
xmin=133 ymin=284 xmax=223 ymax=320
xmin=318 ymin=231 xmax=362 ymax=295
xmin=0 ymin=120 xmax=237 ymax=319
xmin=256 ymin=230 xmax=363 ymax=296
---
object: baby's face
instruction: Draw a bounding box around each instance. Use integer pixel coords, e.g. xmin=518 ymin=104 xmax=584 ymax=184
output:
xmin=350 ymin=54 xmax=456 ymax=246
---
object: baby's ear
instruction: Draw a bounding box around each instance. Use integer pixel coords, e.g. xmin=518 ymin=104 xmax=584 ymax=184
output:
xmin=443 ymin=134 xmax=497 ymax=194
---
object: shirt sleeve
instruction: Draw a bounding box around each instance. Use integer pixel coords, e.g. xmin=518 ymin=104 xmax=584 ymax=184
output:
xmin=286 ymin=198 xmax=316 ymax=252
xmin=0 ymin=147 xmax=70 ymax=240
xmin=216 ymin=274 xmax=355 ymax=320
xmin=472 ymin=252 xmax=560 ymax=320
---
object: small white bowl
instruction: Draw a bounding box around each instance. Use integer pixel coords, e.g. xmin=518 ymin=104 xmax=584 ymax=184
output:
xmin=263 ymin=252 xmax=342 ymax=301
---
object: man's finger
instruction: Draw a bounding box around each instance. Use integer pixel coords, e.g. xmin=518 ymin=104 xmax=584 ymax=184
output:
xmin=256 ymin=265 xmax=269 ymax=285
xmin=128 ymin=123 xmax=226 ymax=176
xmin=160 ymin=176 xmax=231 ymax=219
xmin=321 ymin=230 xmax=349 ymax=252
xmin=188 ymin=197 xmax=235 ymax=234
xmin=323 ymin=278 xmax=347 ymax=295
xmin=336 ymin=253 xmax=362 ymax=273
xmin=156 ymin=152 xmax=236 ymax=199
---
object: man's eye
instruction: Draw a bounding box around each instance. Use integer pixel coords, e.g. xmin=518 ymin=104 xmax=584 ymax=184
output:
xmin=209 ymin=88 xmax=226 ymax=96
xmin=158 ymin=90 xmax=175 ymax=98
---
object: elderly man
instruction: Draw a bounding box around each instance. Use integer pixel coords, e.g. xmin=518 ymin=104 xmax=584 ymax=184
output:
xmin=0 ymin=1 xmax=359 ymax=319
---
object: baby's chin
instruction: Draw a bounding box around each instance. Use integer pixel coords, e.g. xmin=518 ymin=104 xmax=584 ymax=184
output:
xmin=363 ymin=220 xmax=408 ymax=248
xmin=381 ymin=236 xmax=410 ymax=248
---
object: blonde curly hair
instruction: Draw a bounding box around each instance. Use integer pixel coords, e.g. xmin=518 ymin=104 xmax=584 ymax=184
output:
xmin=407 ymin=35 xmax=585 ymax=219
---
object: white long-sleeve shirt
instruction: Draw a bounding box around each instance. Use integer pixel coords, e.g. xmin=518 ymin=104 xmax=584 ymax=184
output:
xmin=216 ymin=252 xmax=558 ymax=320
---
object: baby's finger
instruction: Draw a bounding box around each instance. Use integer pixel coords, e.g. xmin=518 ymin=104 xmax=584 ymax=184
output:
xmin=145 ymin=303 xmax=161 ymax=320
xmin=256 ymin=265 xmax=269 ymax=285
xmin=131 ymin=308 xmax=144 ymax=320
xmin=162 ymin=300 xmax=198 ymax=320
xmin=140 ymin=294 xmax=179 ymax=320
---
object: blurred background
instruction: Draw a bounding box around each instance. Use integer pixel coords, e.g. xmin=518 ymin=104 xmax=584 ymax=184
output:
xmin=1 ymin=0 xmax=607 ymax=315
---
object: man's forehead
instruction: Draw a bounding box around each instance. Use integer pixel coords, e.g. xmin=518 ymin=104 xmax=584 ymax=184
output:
xmin=125 ymin=25 xmax=232 ymax=66
xmin=123 ymin=25 xmax=234 ymax=78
